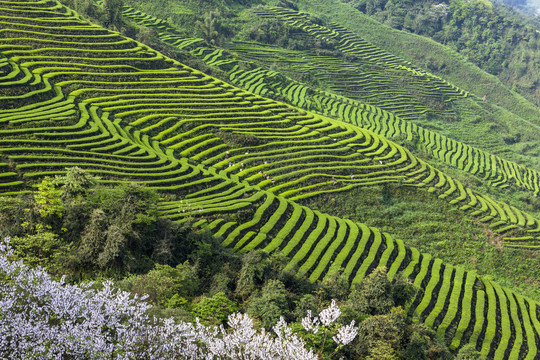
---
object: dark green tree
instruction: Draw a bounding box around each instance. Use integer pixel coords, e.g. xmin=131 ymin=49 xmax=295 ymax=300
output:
xmin=355 ymin=307 xmax=406 ymax=358
xmin=236 ymin=250 xmax=268 ymax=299
xmin=76 ymin=182 xmax=160 ymax=272
xmin=402 ymin=331 xmax=428 ymax=360
xmin=120 ymin=262 xmax=198 ymax=306
xmin=0 ymin=195 xmax=30 ymax=238
xmin=403 ymin=323 xmax=453 ymax=360
xmin=192 ymin=292 xmax=238 ymax=325
xmin=102 ymin=0 xmax=124 ymax=29
xmin=317 ymin=265 xmax=350 ymax=302
xmin=348 ymin=267 xmax=394 ymax=316
xmin=456 ymin=344 xmax=482 ymax=360
xmin=196 ymin=11 xmax=221 ymax=45
xmin=9 ymin=231 xmax=70 ymax=274
xmin=293 ymin=294 xmax=318 ymax=321
xmin=247 ymin=279 xmax=290 ymax=328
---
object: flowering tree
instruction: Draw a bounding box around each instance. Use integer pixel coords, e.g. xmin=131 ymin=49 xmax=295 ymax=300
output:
xmin=0 ymin=237 xmax=357 ymax=359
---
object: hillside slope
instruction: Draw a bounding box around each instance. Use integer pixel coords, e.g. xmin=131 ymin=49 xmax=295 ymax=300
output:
xmin=115 ymin=3 xmax=540 ymax=247
xmin=1 ymin=0 xmax=540 ymax=359
xmin=114 ymin=2 xmax=540 ymax=296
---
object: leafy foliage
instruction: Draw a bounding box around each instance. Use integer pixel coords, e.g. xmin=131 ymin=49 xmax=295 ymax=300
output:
xmin=192 ymin=292 xmax=239 ymax=325
xmin=120 ymin=263 xmax=199 ymax=305
xmin=0 ymin=238 xmax=358 ymax=360
xmin=343 ymin=0 xmax=540 ymax=104
xmin=247 ymin=279 xmax=291 ymax=328
xmin=34 ymin=177 xmax=64 ymax=220
xmin=196 ymin=11 xmax=223 ymax=45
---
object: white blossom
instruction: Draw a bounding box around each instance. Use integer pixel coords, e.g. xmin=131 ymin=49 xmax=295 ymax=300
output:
xmin=332 ymin=320 xmax=357 ymax=346
xmin=301 ymin=310 xmax=320 ymax=334
xmin=318 ymin=299 xmax=341 ymax=326
xmin=0 ymin=237 xmax=357 ymax=359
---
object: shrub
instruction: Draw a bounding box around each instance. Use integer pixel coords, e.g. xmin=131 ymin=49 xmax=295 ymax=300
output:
xmin=0 ymin=237 xmax=357 ymax=359
xmin=191 ymin=292 xmax=238 ymax=325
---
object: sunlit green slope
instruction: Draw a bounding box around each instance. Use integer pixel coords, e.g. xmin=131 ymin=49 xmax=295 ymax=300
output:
xmin=0 ymin=0 xmax=539 ymax=358
xmin=118 ymin=4 xmax=540 ymax=252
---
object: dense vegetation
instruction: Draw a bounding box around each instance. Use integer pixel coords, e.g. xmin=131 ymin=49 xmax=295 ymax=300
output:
xmin=0 ymin=0 xmax=539 ymax=359
xmin=1 ymin=241 xmax=362 ymax=359
xmin=3 ymin=171 xmax=461 ymax=359
xmin=341 ymin=0 xmax=540 ymax=105
xmin=109 ymin=0 xmax=540 ymax=295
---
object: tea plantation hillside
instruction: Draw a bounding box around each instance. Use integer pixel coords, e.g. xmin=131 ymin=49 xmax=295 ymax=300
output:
xmin=1 ymin=0 xmax=540 ymax=359
xmin=116 ymin=3 xmax=540 ymax=248
xmin=113 ymin=1 xmax=540 ymax=291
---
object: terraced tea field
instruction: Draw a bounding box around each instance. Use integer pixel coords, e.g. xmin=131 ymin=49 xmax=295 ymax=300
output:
xmin=120 ymin=5 xmax=540 ymax=250
xmin=198 ymin=39 xmax=540 ymax=196
xmin=1 ymin=0 xmax=539 ymax=358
